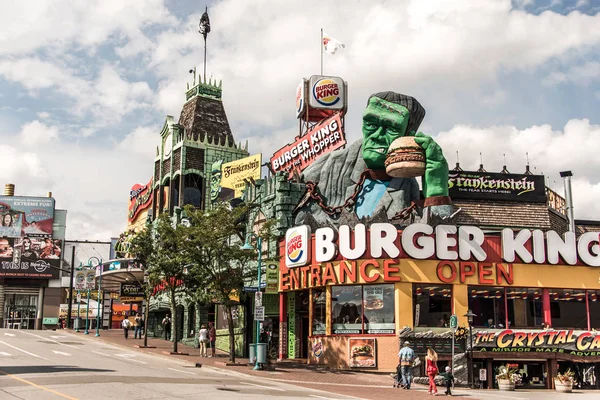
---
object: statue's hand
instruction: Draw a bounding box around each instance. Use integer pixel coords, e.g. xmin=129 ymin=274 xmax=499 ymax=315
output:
xmin=413 ymin=132 xmax=449 ymax=199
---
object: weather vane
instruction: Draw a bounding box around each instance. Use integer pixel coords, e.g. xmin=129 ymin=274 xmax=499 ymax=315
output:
xmin=199 ymin=6 xmax=211 ymax=83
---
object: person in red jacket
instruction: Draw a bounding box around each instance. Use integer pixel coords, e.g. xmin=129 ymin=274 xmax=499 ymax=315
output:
xmin=426 ymin=347 xmax=439 ymax=395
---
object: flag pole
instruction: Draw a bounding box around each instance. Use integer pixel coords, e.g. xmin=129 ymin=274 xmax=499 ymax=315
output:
xmin=320 ymin=28 xmax=323 ymax=75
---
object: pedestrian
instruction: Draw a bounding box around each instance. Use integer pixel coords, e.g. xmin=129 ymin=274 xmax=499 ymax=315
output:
xmin=58 ymin=316 xmax=64 ymax=330
xmin=122 ymin=317 xmax=131 ymax=339
xmin=162 ymin=314 xmax=171 ymax=341
xmin=134 ymin=314 xmax=142 ymax=339
xmin=439 ymin=366 xmax=455 ymax=396
xmin=397 ymin=341 xmax=415 ymax=389
xmin=208 ymin=322 xmax=216 ymax=357
xmin=426 ymin=347 xmax=439 ymax=395
xmin=198 ymin=324 xmax=208 ymax=357
xmin=139 ymin=315 xmax=145 ymax=338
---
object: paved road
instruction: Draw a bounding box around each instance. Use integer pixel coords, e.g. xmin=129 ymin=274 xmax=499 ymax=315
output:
xmin=0 ymin=329 xmax=362 ymax=400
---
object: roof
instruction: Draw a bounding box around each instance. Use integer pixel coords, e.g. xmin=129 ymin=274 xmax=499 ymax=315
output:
xmin=178 ymin=94 xmax=235 ymax=146
xmin=453 ymin=200 xmax=554 ymax=230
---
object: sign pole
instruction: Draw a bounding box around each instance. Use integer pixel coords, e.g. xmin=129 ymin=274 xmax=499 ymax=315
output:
xmin=75 ymin=289 xmax=81 ymax=332
xmin=450 ymin=314 xmax=458 ymax=389
xmin=95 ymin=261 xmax=102 ymax=337
xmin=84 ymin=287 xmax=90 ymax=335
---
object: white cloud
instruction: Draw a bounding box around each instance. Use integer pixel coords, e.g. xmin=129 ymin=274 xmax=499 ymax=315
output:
xmin=118 ymin=125 xmax=160 ymax=156
xmin=435 ymin=118 xmax=600 ymax=219
xmin=19 ymin=120 xmax=59 ymax=145
xmin=543 ymin=61 xmax=600 ymax=86
xmin=37 ymin=112 xmax=50 ymax=119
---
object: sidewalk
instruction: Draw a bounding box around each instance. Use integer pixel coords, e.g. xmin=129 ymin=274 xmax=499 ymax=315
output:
xmin=65 ymin=329 xmax=464 ymax=399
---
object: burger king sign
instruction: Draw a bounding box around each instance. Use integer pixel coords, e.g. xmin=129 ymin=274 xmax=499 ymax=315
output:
xmin=285 ymin=225 xmax=311 ymax=268
xmin=308 ymin=75 xmax=346 ymax=110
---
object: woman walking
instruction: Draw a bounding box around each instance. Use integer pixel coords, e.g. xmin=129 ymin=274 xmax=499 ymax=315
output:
xmin=198 ymin=324 xmax=209 ymax=357
xmin=426 ymin=348 xmax=439 ymax=395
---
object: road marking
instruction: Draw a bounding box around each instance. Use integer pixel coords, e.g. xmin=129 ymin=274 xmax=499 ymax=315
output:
xmin=455 ymin=392 xmax=526 ymax=400
xmin=3 ymin=332 xmax=15 ymax=337
xmin=244 ymin=382 xmax=286 ymax=391
xmin=52 ymin=350 xmax=71 ymax=356
xmin=50 ymin=335 xmax=67 ymax=339
xmin=168 ymin=367 xmax=196 ymax=375
xmin=310 ymin=396 xmax=346 ymax=400
xmin=0 ymin=351 xmax=11 ymax=356
xmin=0 ymin=340 xmax=49 ymax=361
xmin=0 ymin=368 xmax=79 ymax=400
xmin=19 ymin=331 xmax=78 ymax=349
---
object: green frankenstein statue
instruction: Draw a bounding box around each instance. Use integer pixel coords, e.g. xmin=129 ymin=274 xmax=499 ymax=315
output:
xmin=295 ymin=91 xmax=454 ymax=228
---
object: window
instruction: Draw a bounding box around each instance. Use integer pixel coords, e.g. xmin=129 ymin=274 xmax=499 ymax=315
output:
xmin=312 ymin=289 xmax=326 ymax=335
xmin=507 ymin=288 xmax=543 ymax=328
xmin=550 ymin=289 xmax=587 ymax=329
xmin=468 ymin=286 xmax=506 ymax=328
xmin=413 ymin=285 xmax=452 ymax=327
xmin=588 ymin=290 xmax=600 ymax=330
xmin=331 ymin=284 xmax=395 ymax=334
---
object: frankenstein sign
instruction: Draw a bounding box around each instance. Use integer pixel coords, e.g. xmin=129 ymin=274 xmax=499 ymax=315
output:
xmin=474 ymin=329 xmax=600 ymax=357
xmin=448 ymin=171 xmax=546 ymax=203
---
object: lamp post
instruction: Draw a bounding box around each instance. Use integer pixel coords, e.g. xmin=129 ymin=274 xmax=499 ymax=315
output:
xmin=464 ymin=309 xmax=477 ymax=389
xmin=84 ymin=287 xmax=90 ymax=335
xmin=241 ymin=233 xmax=262 ymax=371
xmin=95 ymin=259 xmax=103 ymax=337
xmin=75 ymin=288 xmax=81 ymax=333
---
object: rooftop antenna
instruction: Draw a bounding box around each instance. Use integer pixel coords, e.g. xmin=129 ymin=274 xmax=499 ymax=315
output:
xmin=451 ymin=151 xmax=463 ymax=172
xmin=524 ymin=152 xmax=532 ymax=175
xmin=501 ymin=153 xmax=509 ymax=174
xmin=198 ymin=6 xmax=211 ymax=83
xmin=477 ymin=152 xmax=486 ymax=172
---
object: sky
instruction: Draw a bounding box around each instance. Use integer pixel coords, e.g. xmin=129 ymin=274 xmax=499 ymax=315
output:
xmin=0 ymin=0 xmax=599 ymax=240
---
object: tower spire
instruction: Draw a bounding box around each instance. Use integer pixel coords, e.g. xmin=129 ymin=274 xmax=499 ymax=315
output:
xmin=199 ymin=6 xmax=211 ymax=83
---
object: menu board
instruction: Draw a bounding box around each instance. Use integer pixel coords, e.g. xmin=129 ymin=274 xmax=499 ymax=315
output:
xmin=409 ymin=338 xmax=464 ymax=354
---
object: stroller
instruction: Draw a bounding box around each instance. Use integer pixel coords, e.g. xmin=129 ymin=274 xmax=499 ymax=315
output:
xmin=392 ymin=364 xmax=403 ymax=388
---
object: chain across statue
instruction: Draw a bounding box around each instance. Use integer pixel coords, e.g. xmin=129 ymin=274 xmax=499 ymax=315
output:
xmin=294 ymin=91 xmax=456 ymax=229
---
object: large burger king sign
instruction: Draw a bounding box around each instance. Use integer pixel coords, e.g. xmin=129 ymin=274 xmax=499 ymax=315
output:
xmin=308 ymin=75 xmax=345 ymax=110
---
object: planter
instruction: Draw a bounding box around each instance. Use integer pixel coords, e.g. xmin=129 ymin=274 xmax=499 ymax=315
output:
xmin=498 ymin=379 xmax=515 ymax=391
xmin=554 ymin=379 xmax=573 ymax=393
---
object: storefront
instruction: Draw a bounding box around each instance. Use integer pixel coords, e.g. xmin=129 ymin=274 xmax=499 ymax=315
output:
xmin=277 ymin=222 xmax=600 ymax=380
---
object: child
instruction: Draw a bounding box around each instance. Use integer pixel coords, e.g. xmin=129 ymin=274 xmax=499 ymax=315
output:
xmin=439 ymin=366 xmax=455 ymax=396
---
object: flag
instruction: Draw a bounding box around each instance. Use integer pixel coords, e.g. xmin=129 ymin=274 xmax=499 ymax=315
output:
xmin=323 ymin=33 xmax=345 ymax=55
xmin=199 ymin=7 xmax=211 ymax=39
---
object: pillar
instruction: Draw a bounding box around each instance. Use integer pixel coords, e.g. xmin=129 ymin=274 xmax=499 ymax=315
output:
xmin=486 ymin=360 xmax=493 ymax=389
xmin=543 ymin=288 xmax=551 ymax=328
xmin=325 ymin=286 xmax=332 ymax=335
xmin=0 ymin=282 xmax=4 ymax=328
xmin=548 ymin=358 xmax=557 ymax=389
xmin=396 ymin=282 xmax=413 ymax=329
xmin=454 ymin=284 xmax=469 ymax=326
xmin=36 ymin=287 xmax=44 ymax=330
xmin=278 ymin=292 xmax=287 ymax=360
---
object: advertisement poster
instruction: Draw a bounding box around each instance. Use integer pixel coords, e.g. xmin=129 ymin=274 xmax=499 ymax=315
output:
xmin=74 ymin=270 xmax=85 ymax=290
xmin=448 ymin=171 xmax=546 ymax=203
xmin=0 ymin=196 xmax=55 ymax=238
xmin=128 ymin=179 xmax=153 ymax=224
xmin=220 ymin=154 xmax=262 ymax=199
xmin=0 ymin=237 xmax=60 ymax=279
xmin=264 ymin=261 xmax=279 ymax=294
xmin=312 ymin=338 xmax=324 ymax=359
xmin=270 ymin=114 xmax=346 ymax=178
xmin=348 ymin=338 xmax=376 ymax=368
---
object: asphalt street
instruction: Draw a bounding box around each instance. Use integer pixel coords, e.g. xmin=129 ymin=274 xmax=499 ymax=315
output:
xmin=0 ymin=329 xmax=362 ymax=400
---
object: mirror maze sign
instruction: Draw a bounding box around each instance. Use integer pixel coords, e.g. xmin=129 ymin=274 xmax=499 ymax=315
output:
xmin=474 ymin=329 xmax=600 ymax=357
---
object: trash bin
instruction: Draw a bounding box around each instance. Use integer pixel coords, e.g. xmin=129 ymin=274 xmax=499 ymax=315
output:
xmin=249 ymin=344 xmax=256 ymax=364
xmin=256 ymin=343 xmax=267 ymax=364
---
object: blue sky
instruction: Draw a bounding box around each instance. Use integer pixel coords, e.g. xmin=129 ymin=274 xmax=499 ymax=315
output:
xmin=0 ymin=0 xmax=599 ymax=240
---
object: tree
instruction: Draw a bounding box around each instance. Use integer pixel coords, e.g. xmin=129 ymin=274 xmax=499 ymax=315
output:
xmin=130 ymin=213 xmax=186 ymax=353
xmin=179 ymin=202 xmax=266 ymax=363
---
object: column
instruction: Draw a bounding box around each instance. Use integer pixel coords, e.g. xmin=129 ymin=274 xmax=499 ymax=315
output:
xmin=0 ymin=282 xmax=4 ymax=328
xmin=278 ymin=292 xmax=287 ymax=360
xmin=548 ymin=358 xmax=557 ymax=389
xmin=543 ymin=288 xmax=551 ymax=328
xmin=396 ymin=282 xmax=413 ymax=329
xmin=486 ymin=360 xmax=493 ymax=389
xmin=454 ymin=284 xmax=469 ymax=326
xmin=36 ymin=287 xmax=44 ymax=330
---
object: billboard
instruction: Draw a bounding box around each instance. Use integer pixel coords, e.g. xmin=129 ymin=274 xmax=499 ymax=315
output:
xmin=0 ymin=196 xmax=55 ymax=238
xmin=270 ymin=114 xmax=346 ymax=178
xmin=0 ymin=236 xmax=61 ymax=279
xmin=448 ymin=171 xmax=547 ymax=203
xmin=220 ymin=154 xmax=262 ymax=199
xmin=296 ymin=80 xmax=306 ymax=118
xmin=128 ymin=179 xmax=153 ymax=224
xmin=308 ymin=76 xmax=346 ymax=111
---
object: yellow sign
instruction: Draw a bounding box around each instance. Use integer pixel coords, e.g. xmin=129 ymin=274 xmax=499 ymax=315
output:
xmin=120 ymin=296 xmax=144 ymax=304
xmin=221 ymin=154 xmax=262 ymax=198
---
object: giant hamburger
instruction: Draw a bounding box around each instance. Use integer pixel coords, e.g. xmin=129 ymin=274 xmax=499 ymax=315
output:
xmin=384 ymin=136 xmax=426 ymax=178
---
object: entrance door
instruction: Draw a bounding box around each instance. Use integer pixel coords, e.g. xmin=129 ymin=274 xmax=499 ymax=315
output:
xmin=300 ymin=316 xmax=309 ymax=358
xmin=4 ymin=294 xmax=38 ymax=329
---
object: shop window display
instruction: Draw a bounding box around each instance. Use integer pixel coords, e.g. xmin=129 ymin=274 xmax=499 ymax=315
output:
xmin=588 ymin=290 xmax=600 ymax=330
xmin=312 ymin=289 xmax=326 ymax=335
xmin=331 ymin=284 xmax=395 ymax=334
xmin=413 ymin=284 xmax=452 ymax=328
xmin=468 ymin=286 xmax=506 ymax=328
xmin=550 ymin=289 xmax=587 ymax=329
xmin=507 ymin=288 xmax=543 ymax=328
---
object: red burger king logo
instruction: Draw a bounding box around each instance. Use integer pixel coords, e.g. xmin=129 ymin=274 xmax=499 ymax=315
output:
xmin=285 ymin=225 xmax=311 ymax=267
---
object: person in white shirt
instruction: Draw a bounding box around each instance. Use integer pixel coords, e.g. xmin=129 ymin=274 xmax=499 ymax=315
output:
xmin=122 ymin=317 xmax=131 ymax=339
xmin=198 ymin=325 xmax=209 ymax=357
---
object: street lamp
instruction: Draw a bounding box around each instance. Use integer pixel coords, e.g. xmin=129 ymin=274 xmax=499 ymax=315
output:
xmin=90 ymin=258 xmax=103 ymax=337
xmin=464 ymin=309 xmax=477 ymax=389
xmin=241 ymin=232 xmax=262 ymax=371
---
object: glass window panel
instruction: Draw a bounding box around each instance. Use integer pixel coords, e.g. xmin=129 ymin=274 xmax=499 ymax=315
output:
xmin=507 ymin=288 xmax=543 ymax=328
xmin=468 ymin=286 xmax=506 ymax=328
xmin=588 ymin=290 xmax=600 ymax=330
xmin=332 ymin=286 xmax=363 ymax=334
xmin=550 ymin=289 xmax=587 ymax=329
xmin=413 ymin=284 xmax=452 ymax=327
xmin=312 ymin=289 xmax=326 ymax=335
xmin=363 ymin=284 xmax=395 ymax=334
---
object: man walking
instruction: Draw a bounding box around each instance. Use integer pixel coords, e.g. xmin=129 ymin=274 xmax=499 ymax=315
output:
xmin=398 ymin=341 xmax=416 ymax=389
xmin=208 ymin=322 xmax=216 ymax=357
xmin=122 ymin=317 xmax=131 ymax=339
xmin=134 ymin=314 xmax=142 ymax=339
xmin=162 ymin=314 xmax=171 ymax=341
